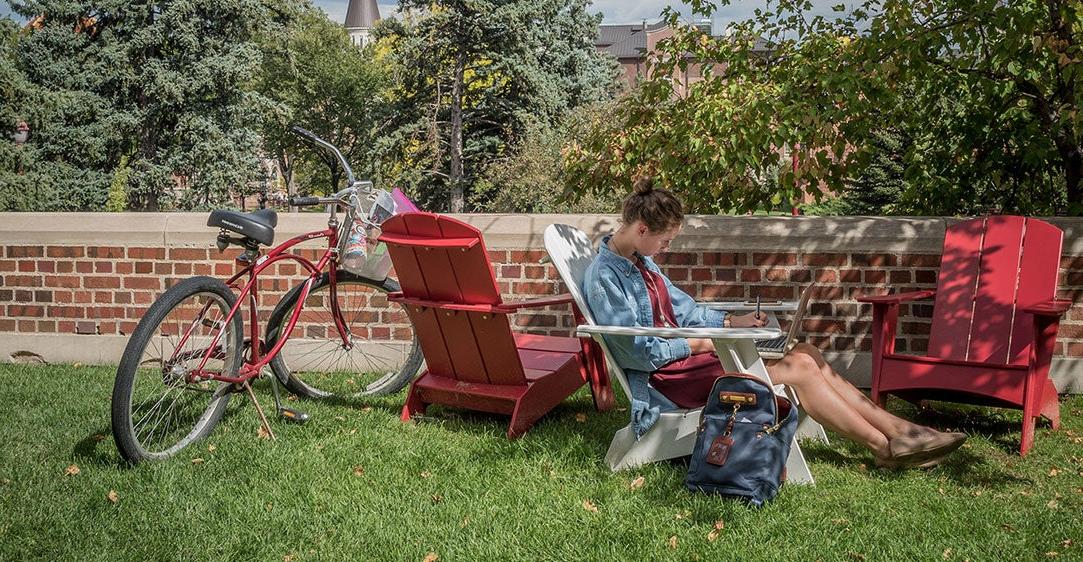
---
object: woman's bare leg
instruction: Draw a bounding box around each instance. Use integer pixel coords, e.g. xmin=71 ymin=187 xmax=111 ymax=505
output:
xmin=785 ymin=343 xmax=935 ymax=439
xmin=766 ymin=350 xmax=890 ymax=458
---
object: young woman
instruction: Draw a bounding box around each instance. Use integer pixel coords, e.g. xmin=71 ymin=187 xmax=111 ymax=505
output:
xmin=583 ymin=178 xmax=967 ymax=469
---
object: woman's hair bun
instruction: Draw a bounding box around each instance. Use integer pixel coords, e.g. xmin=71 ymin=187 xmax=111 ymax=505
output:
xmin=632 ymin=175 xmax=654 ymax=195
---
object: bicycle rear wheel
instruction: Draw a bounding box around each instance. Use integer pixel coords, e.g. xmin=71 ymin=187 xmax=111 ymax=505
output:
xmin=265 ymin=271 xmax=423 ymax=399
xmin=111 ymin=276 xmax=243 ymax=464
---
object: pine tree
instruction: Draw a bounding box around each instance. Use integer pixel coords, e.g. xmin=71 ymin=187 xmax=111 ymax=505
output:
xmin=9 ymin=0 xmax=287 ymax=210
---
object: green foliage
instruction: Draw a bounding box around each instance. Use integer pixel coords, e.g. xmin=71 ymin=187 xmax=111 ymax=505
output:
xmin=255 ymin=5 xmax=391 ymax=198
xmin=472 ymin=110 xmax=624 ymax=213
xmin=105 ymin=153 xmax=130 ymax=212
xmin=376 ymin=0 xmax=619 ymax=212
xmin=7 ymin=0 xmax=287 ymax=211
xmin=566 ymin=0 xmax=1083 ymax=216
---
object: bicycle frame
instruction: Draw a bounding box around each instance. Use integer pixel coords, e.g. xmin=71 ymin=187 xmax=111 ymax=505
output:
xmin=178 ymin=219 xmax=354 ymax=385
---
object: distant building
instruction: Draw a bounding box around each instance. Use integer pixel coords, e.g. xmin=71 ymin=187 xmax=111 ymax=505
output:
xmin=595 ymin=20 xmax=771 ymax=95
xmin=344 ymin=0 xmax=381 ymax=46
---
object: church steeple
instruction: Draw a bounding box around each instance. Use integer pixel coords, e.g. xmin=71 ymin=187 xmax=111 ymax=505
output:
xmin=344 ymin=0 xmax=380 ymax=46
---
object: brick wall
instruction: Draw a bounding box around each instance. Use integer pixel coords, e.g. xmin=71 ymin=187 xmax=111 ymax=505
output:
xmin=1 ymin=213 xmax=1081 ymax=391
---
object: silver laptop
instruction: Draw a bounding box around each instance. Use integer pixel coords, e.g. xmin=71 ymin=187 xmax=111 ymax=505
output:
xmin=753 ymin=284 xmax=816 ymax=359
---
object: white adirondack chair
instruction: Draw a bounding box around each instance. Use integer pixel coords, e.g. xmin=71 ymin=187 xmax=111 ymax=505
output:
xmin=543 ymin=224 xmax=826 ymax=484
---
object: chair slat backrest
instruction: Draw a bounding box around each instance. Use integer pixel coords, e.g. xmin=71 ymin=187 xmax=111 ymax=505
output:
xmin=1009 ymin=218 xmax=1063 ymax=364
xmin=928 ymin=216 xmax=1062 ymax=365
xmin=544 ymin=224 xmax=633 ymax=398
xmin=381 ymin=212 xmax=526 ymax=385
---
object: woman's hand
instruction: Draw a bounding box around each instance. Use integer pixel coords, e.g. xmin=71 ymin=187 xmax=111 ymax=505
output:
xmin=688 ymin=338 xmax=715 ymax=354
xmin=728 ymin=312 xmax=769 ymax=328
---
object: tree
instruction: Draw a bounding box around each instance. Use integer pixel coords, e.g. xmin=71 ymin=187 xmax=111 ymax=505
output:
xmin=255 ymin=5 xmax=391 ymax=199
xmin=565 ymin=0 xmax=1083 ymax=216
xmin=376 ymin=0 xmax=618 ymax=212
xmin=9 ymin=0 xmax=286 ymax=211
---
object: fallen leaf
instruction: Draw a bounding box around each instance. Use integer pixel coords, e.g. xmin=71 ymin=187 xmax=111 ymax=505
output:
xmin=675 ymin=509 xmax=691 ymax=520
xmin=1048 ymin=499 xmax=1059 ymax=509
xmin=335 ymin=416 xmax=346 ymax=422
xmin=288 ymin=394 xmax=298 ymax=402
xmin=266 ymin=502 xmax=273 ymax=512
xmin=362 ymin=406 xmax=373 ymax=412
xmin=73 ymin=362 xmax=82 ymax=368
xmin=1062 ymin=539 xmax=1073 ymax=548
xmin=422 ymin=553 xmax=438 ymax=562
xmin=353 ymin=466 xmax=365 ymax=476
xmin=667 ymin=536 xmax=678 ymax=550
xmin=1001 ymin=524 xmax=1015 ymax=533
xmin=832 ymin=518 xmax=849 ymax=525
xmin=420 ymin=471 xmax=432 ymax=479
xmin=64 ymin=464 xmax=80 ymax=476
xmin=1046 ymin=552 xmax=1058 ymax=558
xmin=943 ymin=548 xmax=953 ymax=559
xmin=283 ymin=554 xmax=294 ymax=562
xmin=938 ymin=487 xmax=946 ymax=495
xmin=106 ymin=490 xmax=119 ymax=504
xmin=848 ymin=554 xmax=867 ymax=561
xmin=707 ymin=519 xmax=724 ymax=541
xmin=575 ymin=413 xmax=588 ymax=423
xmin=857 ymin=463 xmax=867 ymax=471
xmin=460 ymin=517 xmax=470 ymax=528
xmin=582 ymin=499 xmax=598 ymax=513
xmin=191 ymin=458 xmax=204 ymax=465
xmin=972 ymin=490 xmax=983 ymax=497
xmin=90 ymin=434 xmax=106 ymax=442
xmin=258 ymin=426 xmax=271 ymax=440
xmin=431 ymin=494 xmax=443 ymax=503
xmin=348 ymin=429 xmax=357 ymax=435
xmin=629 ymin=476 xmax=645 ymax=490
xmin=1050 ymin=467 xmax=1062 ymax=477
xmin=0 ymin=479 xmax=10 ymax=485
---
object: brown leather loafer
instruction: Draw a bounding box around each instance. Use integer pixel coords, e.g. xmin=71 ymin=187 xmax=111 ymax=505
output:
xmin=876 ymin=432 xmax=967 ymax=470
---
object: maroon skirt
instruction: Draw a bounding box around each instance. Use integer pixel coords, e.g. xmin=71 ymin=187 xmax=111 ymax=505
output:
xmin=649 ymin=352 xmax=726 ymax=409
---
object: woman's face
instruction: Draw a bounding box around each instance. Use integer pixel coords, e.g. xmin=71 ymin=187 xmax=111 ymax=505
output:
xmin=633 ymin=221 xmax=682 ymax=257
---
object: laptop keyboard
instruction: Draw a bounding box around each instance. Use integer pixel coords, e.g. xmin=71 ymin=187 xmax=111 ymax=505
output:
xmin=755 ymin=335 xmax=788 ymax=352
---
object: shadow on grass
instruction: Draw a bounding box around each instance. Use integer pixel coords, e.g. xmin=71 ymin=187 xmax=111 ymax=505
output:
xmin=72 ymin=427 xmax=125 ymax=467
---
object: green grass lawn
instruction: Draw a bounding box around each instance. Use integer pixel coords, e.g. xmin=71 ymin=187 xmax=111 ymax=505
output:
xmin=1 ymin=363 xmax=1081 ymax=561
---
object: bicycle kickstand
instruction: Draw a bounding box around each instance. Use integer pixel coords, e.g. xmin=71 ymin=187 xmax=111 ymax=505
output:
xmin=241 ymin=380 xmax=276 ymax=441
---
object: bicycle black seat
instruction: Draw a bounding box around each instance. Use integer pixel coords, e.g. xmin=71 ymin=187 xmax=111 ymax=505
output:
xmin=207 ymin=209 xmax=278 ymax=246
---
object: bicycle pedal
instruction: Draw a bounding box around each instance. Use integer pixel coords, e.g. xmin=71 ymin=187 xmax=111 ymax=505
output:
xmin=278 ymin=408 xmax=310 ymax=424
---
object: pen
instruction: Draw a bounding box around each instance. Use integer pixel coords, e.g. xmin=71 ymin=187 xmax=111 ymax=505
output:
xmin=755 ymin=295 xmax=761 ymax=320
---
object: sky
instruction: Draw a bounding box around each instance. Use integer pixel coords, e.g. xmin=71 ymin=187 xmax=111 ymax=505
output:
xmin=316 ymin=1 xmax=841 ymax=31
xmin=2 ymin=1 xmax=843 ymax=32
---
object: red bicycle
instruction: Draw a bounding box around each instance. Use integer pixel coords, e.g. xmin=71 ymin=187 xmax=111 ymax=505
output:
xmin=110 ymin=128 xmax=423 ymax=463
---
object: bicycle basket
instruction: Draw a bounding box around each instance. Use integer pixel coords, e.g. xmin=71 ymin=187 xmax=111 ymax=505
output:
xmin=339 ymin=189 xmax=409 ymax=279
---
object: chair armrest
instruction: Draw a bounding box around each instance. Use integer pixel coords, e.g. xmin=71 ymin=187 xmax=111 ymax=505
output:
xmin=575 ymin=325 xmax=782 ymax=341
xmin=699 ymin=300 xmax=799 ymax=312
xmin=855 ymin=290 xmax=936 ymax=304
xmin=388 ymin=294 xmax=501 ymax=313
xmin=1022 ymin=299 xmax=1072 ymax=317
xmin=495 ymin=294 xmax=575 ymax=312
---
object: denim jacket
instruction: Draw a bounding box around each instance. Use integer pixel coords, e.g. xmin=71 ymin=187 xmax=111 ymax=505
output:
xmin=583 ymin=235 xmax=726 ymax=438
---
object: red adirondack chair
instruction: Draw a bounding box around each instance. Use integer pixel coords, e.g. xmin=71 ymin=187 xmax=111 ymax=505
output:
xmin=857 ymin=216 xmax=1070 ymax=455
xmin=378 ymin=212 xmax=611 ymax=438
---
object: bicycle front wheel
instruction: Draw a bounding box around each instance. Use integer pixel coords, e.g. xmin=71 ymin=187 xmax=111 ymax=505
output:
xmin=111 ymin=276 xmax=243 ymax=464
xmin=266 ymin=272 xmax=423 ymax=399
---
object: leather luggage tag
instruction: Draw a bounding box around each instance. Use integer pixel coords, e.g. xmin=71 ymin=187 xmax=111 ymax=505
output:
xmin=719 ymin=392 xmax=756 ymax=405
xmin=706 ymin=435 xmax=734 ymax=466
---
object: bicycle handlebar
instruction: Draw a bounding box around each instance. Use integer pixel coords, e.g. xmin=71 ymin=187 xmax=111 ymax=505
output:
xmin=290 ymin=126 xmax=356 ymax=187
xmin=288 ymin=196 xmax=323 ymax=207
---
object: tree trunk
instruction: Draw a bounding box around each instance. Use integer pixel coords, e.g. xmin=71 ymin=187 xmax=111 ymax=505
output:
xmin=449 ymin=49 xmax=466 ymax=213
xmin=1065 ymin=144 xmax=1083 ymax=214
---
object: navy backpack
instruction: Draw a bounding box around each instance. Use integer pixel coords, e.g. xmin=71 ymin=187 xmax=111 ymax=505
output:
xmin=685 ymin=374 xmax=799 ymax=507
